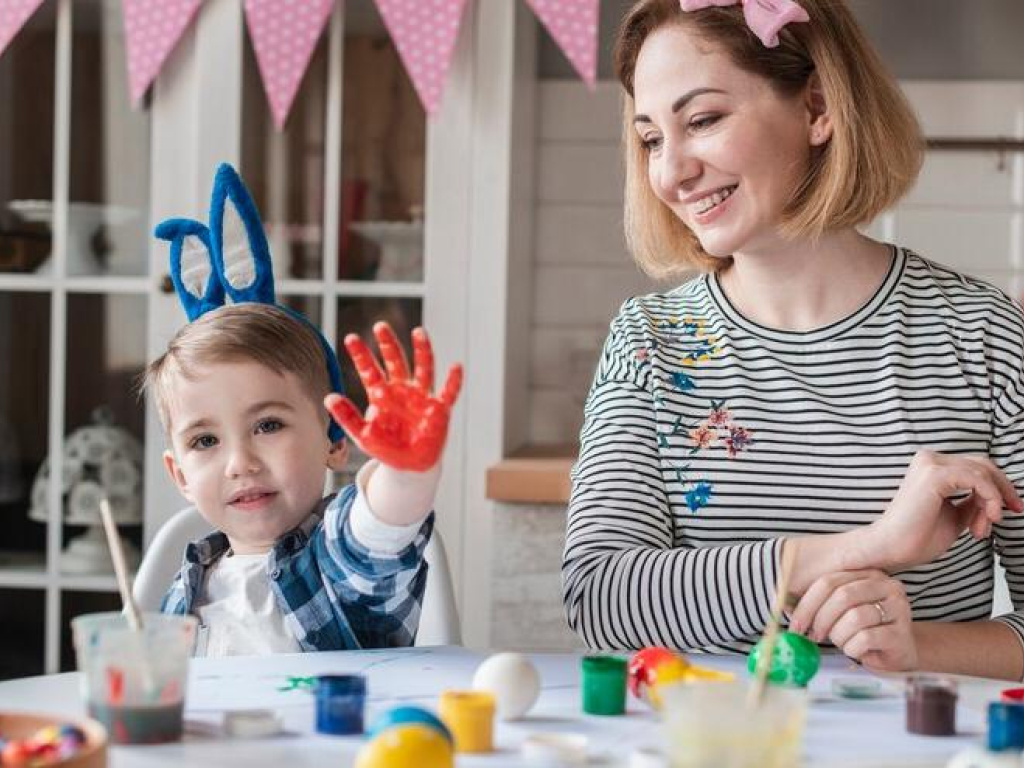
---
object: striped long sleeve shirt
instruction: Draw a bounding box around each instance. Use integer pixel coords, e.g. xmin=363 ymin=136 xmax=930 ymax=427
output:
xmin=562 ymin=248 xmax=1024 ymax=653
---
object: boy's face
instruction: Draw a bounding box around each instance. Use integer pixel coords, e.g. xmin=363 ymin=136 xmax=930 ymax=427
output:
xmin=163 ymin=360 xmax=341 ymax=554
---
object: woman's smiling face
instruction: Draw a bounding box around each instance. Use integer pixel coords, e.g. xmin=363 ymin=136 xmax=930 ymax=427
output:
xmin=632 ymin=23 xmax=823 ymax=258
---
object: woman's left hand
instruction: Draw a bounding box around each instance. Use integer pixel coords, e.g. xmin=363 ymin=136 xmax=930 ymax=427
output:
xmin=789 ymin=569 xmax=917 ymax=673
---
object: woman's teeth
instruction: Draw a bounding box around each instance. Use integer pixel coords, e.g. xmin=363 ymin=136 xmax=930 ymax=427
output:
xmin=695 ymin=185 xmax=736 ymax=215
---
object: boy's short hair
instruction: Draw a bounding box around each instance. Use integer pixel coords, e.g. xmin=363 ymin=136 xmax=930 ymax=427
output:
xmin=614 ymin=0 xmax=924 ymax=278
xmin=143 ymin=303 xmax=332 ymax=434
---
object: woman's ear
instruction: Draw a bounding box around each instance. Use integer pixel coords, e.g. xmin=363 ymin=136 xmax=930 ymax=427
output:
xmin=163 ymin=449 xmax=194 ymax=502
xmin=326 ymin=440 xmax=350 ymax=472
xmin=805 ymin=72 xmax=833 ymax=147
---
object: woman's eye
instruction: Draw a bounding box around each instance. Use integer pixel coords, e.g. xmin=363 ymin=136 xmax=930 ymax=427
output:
xmin=640 ymin=134 xmax=662 ymax=152
xmin=190 ymin=434 xmax=218 ymax=450
xmin=256 ymin=419 xmax=283 ymax=435
xmin=689 ymin=114 xmax=721 ymax=131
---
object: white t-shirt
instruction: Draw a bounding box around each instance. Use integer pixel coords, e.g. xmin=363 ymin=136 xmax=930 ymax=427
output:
xmin=194 ymin=551 xmax=301 ymax=657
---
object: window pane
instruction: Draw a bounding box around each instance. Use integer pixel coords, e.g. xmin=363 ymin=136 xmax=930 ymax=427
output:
xmin=0 ymin=588 xmax=44 ymax=680
xmin=0 ymin=3 xmax=56 ymax=275
xmin=60 ymin=590 xmax=121 ymax=672
xmin=241 ymin=25 xmax=330 ymax=280
xmin=0 ymin=292 xmax=50 ymax=573
xmin=67 ymin=0 xmax=151 ymax=277
xmin=341 ymin=3 xmax=426 ymax=283
xmin=240 ymin=6 xmax=428 ymax=284
xmin=61 ymin=294 xmax=146 ymax=574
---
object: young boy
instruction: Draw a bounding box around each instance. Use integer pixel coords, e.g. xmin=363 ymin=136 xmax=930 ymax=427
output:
xmin=143 ymin=303 xmax=461 ymax=656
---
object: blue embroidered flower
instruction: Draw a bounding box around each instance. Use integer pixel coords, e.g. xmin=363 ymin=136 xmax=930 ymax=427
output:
xmin=672 ymin=371 xmax=695 ymax=391
xmin=684 ymin=481 xmax=713 ymax=512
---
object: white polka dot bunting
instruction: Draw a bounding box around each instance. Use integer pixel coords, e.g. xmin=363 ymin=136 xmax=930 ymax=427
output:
xmin=524 ymin=0 xmax=599 ymax=88
xmin=0 ymin=0 xmax=47 ymax=61
xmin=374 ymin=0 xmax=470 ymax=116
xmin=243 ymin=0 xmax=334 ymax=130
xmin=121 ymin=0 xmax=203 ymax=105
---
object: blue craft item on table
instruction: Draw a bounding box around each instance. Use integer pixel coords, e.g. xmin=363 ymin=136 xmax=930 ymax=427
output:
xmin=988 ymin=702 xmax=1024 ymax=751
xmin=316 ymin=674 xmax=367 ymax=735
xmin=369 ymin=705 xmax=452 ymax=743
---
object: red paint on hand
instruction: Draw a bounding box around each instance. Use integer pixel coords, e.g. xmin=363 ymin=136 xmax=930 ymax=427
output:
xmin=326 ymin=322 xmax=463 ymax=472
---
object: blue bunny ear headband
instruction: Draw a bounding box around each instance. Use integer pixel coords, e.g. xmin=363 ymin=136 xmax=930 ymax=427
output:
xmin=155 ymin=163 xmax=345 ymax=443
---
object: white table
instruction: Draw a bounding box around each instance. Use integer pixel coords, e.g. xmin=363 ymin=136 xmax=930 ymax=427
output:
xmin=0 ymin=647 xmax=1009 ymax=767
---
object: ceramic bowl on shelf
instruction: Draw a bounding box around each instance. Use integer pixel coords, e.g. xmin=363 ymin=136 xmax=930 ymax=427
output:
xmin=0 ymin=711 xmax=107 ymax=767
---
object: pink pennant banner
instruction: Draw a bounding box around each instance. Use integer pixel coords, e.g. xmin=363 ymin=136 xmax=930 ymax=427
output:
xmin=525 ymin=0 xmax=599 ymax=89
xmin=373 ymin=0 xmax=469 ymax=116
xmin=244 ymin=0 xmax=334 ymax=130
xmin=122 ymin=0 xmax=203 ymax=105
xmin=0 ymin=0 xmax=46 ymax=61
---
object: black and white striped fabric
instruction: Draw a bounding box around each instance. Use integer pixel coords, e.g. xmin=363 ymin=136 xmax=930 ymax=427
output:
xmin=562 ymin=248 xmax=1024 ymax=653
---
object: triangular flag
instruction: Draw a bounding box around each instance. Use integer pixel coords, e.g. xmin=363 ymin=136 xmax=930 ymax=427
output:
xmin=525 ymin=0 xmax=599 ymax=89
xmin=0 ymin=0 xmax=47 ymax=61
xmin=122 ymin=0 xmax=203 ymax=105
xmin=244 ymin=0 xmax=334 ymax=130
xmin=373 ymin=0 xmax=469 ymax=116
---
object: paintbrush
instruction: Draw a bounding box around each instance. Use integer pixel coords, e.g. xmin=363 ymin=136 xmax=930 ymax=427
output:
xmin=747 ymin=542 xmax=795 ymax=708
xmin=99 ymin=497 xmax=144 ymax=631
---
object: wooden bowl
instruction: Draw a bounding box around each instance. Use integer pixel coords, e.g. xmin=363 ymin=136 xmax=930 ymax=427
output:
xmin=0 ymin=711 xmax=107 ymax=768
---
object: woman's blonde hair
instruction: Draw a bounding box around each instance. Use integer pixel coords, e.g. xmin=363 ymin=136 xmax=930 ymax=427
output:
xmin=142 ymin=303 xmax=331 ymax=434
xmin=615 ymin=0 xmax=924 ymax=277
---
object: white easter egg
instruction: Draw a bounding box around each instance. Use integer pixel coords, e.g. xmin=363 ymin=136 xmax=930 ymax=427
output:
xmin=472 ymin=652 xmax=540 ymax=721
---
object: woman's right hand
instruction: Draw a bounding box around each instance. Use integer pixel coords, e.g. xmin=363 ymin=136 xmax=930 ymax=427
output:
xmin=863 ymin=450 xmax=1022 ymax=572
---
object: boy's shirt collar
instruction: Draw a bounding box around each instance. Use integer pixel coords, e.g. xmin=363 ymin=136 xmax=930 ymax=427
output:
xmin=182 ymin=495 xmax=332 ymax=567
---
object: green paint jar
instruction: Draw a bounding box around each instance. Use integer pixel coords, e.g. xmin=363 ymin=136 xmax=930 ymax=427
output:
xmin=581 ymin=655 xmax=628 ymax=715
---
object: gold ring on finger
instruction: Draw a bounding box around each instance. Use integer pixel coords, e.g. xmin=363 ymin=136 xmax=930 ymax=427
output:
xmin=873 ymin=600 xmax=889 ymax=625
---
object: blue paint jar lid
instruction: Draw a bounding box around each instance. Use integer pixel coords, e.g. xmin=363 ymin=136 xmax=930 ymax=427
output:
xmin=317 ymin=674 xmax=367 ymax=698
xmin=369 ymin=706 xmax=452 ymax=743
xmin=987 ymin=702 xmax=1024 ymax=752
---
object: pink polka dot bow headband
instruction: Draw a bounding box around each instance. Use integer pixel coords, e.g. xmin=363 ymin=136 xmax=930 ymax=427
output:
xmin=679 ymin=0 xmax=810 ymax=48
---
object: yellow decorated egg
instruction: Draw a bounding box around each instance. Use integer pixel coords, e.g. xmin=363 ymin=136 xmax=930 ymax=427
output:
xmin=355 ymin=723 xmax=454 ymax=768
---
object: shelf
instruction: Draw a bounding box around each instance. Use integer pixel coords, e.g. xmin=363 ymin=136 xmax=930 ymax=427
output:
xmin=0 ymin=552 xmax=47 ymax=588
xmin=0 ymin=274 xmax=151 ymax=294
xmin=276 ymin=278 xmax=426 ymax=298
xmin=0 ymin=553 xmax=127 ymax=592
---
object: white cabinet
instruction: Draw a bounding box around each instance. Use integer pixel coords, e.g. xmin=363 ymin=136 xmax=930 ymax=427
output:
xmin=0 ymin=0 xmax=487 ymax=675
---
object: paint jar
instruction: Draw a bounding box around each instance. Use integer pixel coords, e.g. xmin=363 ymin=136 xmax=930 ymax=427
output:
xmin=438 ymin=691 xmax=495 ymax=753
xmin=660 ymin=681 xmax=808 ymax=768
xmin=581 ymin=655 xmax=628 ymax=715
xmin=905 ymin=676 xmax=957 ymax=736
xmin=71 ymin=612 xmax=197 ymax=744
xmin=315 ymin=674 xmax=367 ymax=735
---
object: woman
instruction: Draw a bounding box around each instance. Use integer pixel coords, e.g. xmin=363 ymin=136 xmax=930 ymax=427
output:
xmin=562 ymin=0 xmax=1024 ymax=680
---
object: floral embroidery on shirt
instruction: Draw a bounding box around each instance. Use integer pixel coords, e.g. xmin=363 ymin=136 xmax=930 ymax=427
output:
xmin=684 ymin=481 xmax=714 ymax=512
xmin=672 ymin=467 xmax=714 ymax=513
xmin=644 ymin=315 xmax=751 ymax=513
xmin=723 ymin=425 xmax=755 ymax=458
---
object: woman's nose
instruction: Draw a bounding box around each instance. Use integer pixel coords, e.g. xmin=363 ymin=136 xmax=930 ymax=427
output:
xmin=652 ymin=140 xmax=701 ymax=200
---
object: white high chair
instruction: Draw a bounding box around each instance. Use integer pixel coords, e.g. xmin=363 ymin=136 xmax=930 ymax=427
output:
xmin=132 ymin=506 xmax=461 ymax=646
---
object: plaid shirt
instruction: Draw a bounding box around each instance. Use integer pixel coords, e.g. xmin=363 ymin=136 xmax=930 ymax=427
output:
xmin=161 ymin=483 xmax=433 ymax=651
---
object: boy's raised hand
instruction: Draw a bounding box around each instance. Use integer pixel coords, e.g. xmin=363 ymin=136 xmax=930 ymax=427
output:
xmin=325 ymin=321 xmax=463 ymax=472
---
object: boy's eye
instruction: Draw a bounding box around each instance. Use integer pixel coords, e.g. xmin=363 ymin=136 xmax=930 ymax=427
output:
xmin=255 ymin=418 xmax=283 ymax=435
xmin=189 ymin=434 xmax=218 ymax=451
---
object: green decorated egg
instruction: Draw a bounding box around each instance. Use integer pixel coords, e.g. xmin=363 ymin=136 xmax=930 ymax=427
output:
xmin=747 ymin=631 xmax=820 ymax=687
